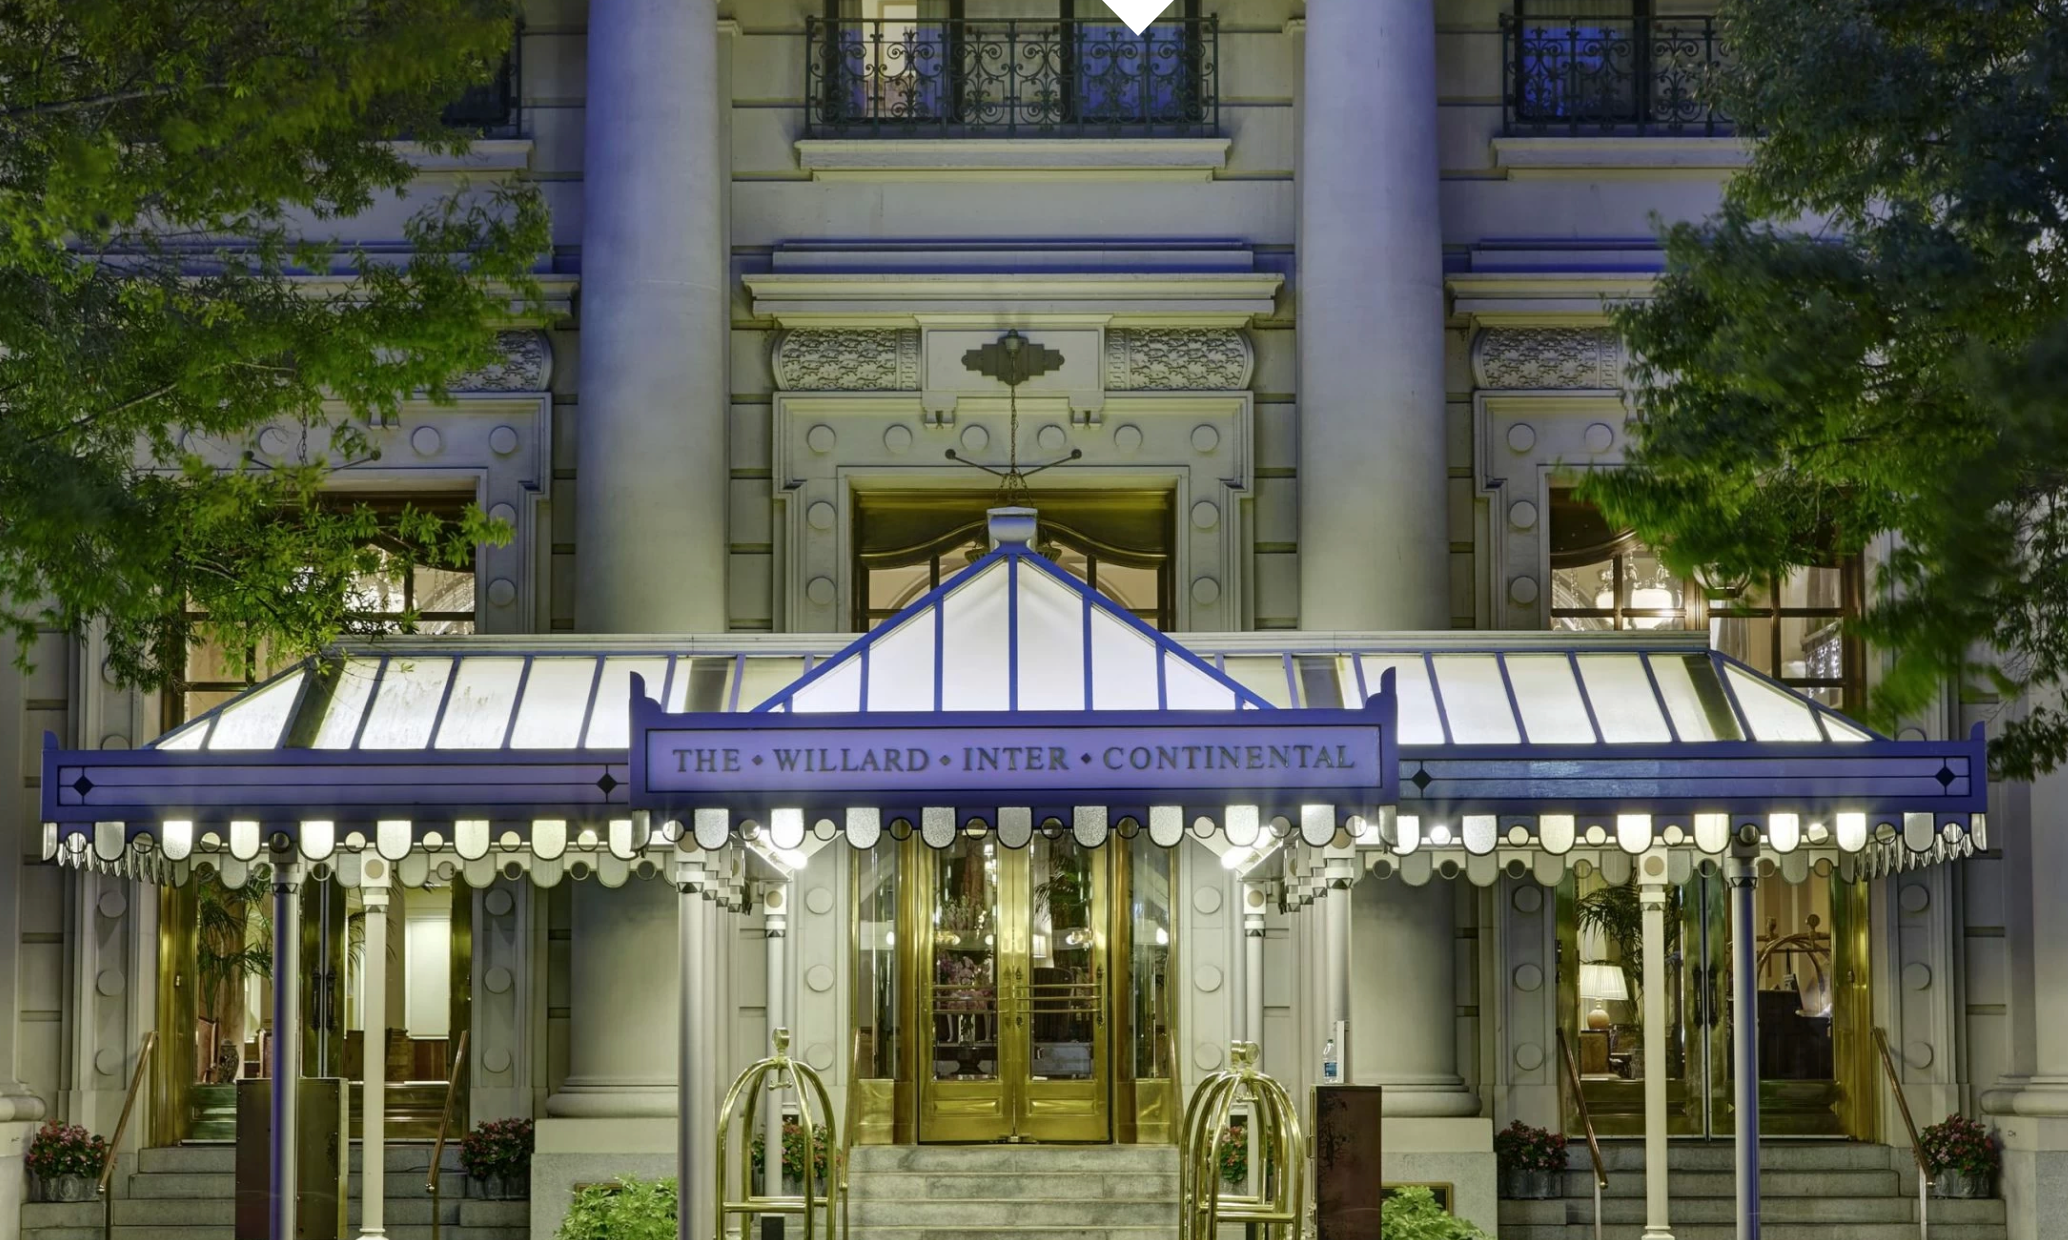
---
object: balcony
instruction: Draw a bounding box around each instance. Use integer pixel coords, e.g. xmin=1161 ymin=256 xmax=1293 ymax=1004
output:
xmin=1500 ymin=14 xmax=1733 ymax=137
xmin=804 ymin=17 xmax=1219 ymax=139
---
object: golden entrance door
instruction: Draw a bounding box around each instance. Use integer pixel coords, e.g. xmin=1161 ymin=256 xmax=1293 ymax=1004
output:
xmin=918 ymin=833 xmax=1111 ymax=1142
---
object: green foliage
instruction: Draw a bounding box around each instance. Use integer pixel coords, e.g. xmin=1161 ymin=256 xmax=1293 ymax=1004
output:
xmin=0 ymin=0 xmax=546 ymax=685
xmin=1591 ymin=0 xmax=2068 ymax=777
xmin=195 ymin=870 xmax=270 ymax=1023
xmin=554 ymin=1177 xmax=676 ymax=1240
xmin=1381 ymin=1186 xmax=1490 ymax=1240
xmin=1576 ymin=881 xmax=1643 ymax=1006
xmin=1921 ymin=1113 xmax=1999 ymax=1179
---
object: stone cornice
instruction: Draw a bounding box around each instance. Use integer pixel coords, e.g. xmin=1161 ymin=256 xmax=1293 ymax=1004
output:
xmin=745 ymin=271 xmax=1281 ymax=328
xmin=1446 ymin=272 xmax=1656 ymax=326
xmin=1489 ymin=135 xmax=1753 ymax=180
xmin=793 ymin=138 xmax=1232 ymax=183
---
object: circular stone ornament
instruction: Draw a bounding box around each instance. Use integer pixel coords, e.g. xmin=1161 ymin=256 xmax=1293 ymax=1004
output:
xmin=959 ymin=424 xmax=990 ymax=452
xmin=485 ymin=966 xmax=514 ymax=995
xmin=1508 ymin=576 xmax=1540 ymax=605
xmin=806 ymin=577 xmax=836 ymax=607
xmin=1037 ymin=424 xmax=1068 ymax=451
xmin=883 ymin=425 xmax=914 ymax=454
xmin=1191 ymin=501 xmax=1220 ymax=530
xmin=807 ymin=502 xmax=837 ymax=531
xmin=805 ymin=887 xmax=835 ymax=915
xmin=1508 ymin=501 xmax=1539 ymax=530
xmin=487 ymin=578 xmax=517 ymax=608
xmin=1506 ymin=423 xmax=1537 ymax=453
xmin=1190 ymin=425 xmax=1221 ymax=453
xmin=1584 ymin=422 xmax=1616 ymax=452
xmin=1191 ymin=578 xmax=1221 ymax=605
xmin=1114 ymin=424 xmax=1144 ymax=452
xmin=484 ymin=890 xmax=515 ymax=917
xmin=488 ymin=425 xmax=521 ymax=455
xmin=806 ymin=424 xmax=838 ymax=453
xmin=806 ymin=964 xmax=836 ymax=993
xmin=411 ymin=426 xmax=444 ymax=457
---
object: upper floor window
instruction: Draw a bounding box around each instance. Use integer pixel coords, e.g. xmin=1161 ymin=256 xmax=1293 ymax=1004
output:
xmin=172 ymin=497 xmax=479 ymax=726
xmin=1546 ymin=489 xmax=1864 ymax=710
xmin=852 ymin=490 xmax=1173 ymax=631
xmin=807 ymin=0 xmax=1217 ymax=138
xmin=1501 ymin=1 xmax=1732 ymax=137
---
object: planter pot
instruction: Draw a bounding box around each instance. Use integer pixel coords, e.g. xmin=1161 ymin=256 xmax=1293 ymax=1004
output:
xmin=469 ymin=1173 xmax=528 ymax=1201
xmin=1499 ymin=1168 xmax=1562 ymax=1200
xmin=31 ymin=1174 xmax=93 ymax=1203
xmin=1931 ymin=1170 xmax=1995 ymax=1200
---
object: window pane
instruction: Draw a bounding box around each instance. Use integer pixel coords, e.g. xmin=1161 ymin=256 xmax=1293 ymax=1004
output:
xmin=1576 ymin=655 xmax=1672 ymax=742
xmin=1430 ymin=655 xmax=1521 ymax=744
xmin=433 ymin=658 xmax=527 ymax=749
xmin=1504 ymin=654 xmax=1595 ymax=743
xmin=358 ymin=657 xmax=454 ymax=749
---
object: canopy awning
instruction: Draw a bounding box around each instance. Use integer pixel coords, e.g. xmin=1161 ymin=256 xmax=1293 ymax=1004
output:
xmin=43 ymin=513 xmax=1986 ymax=891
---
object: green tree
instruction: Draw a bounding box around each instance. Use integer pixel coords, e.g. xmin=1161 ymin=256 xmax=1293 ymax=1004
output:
xmin=1592 ymin=0 xmax=2068 ymax=777
xmin=0 ymin=0 xmax=547 ymax=689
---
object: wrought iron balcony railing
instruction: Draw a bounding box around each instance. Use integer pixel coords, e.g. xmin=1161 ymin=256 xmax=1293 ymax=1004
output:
xmin=441 ymin=50 xmax=520 ymax=138
xmin=806 ymin=16 xmax=1218 ymax=139
xmin=1501 ymin=14 xmax=1733 ymax=137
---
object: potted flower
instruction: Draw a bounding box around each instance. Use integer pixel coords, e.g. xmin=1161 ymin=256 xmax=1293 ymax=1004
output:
xmin=1214 ymin=1124 xmax=1248 ymax=1191
xmin=1921 ymin=1113 xmax=1998 ymax=1199
xmin=26 ymin=1121 xmax=107 ymax=1203
xmin=749 ymin=1120 xmax=833 ymax=1194
xmin=458 ymin=1117 xmax=534 ymax=1201
xmin=1493 ymin=1120 xmax=1567 ymax=1200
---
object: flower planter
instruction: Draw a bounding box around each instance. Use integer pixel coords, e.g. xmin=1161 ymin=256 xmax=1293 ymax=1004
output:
xmin=469 ymin=1173 xmax=527 ymax=1201
xmin=1500 ymin=1168 xmax=1562 ymax=1200
xmin=31 ymin=1174 xmax=93 ymax=1203
xmin=1931 ymin=1170 xmax=1995 ymax=1200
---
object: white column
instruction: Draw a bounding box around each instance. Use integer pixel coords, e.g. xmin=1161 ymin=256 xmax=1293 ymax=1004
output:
xmin=357 ymin=873 xmax=389 ymax=1240
xmin=678 ymin=880 xmax=706 ymax=1240
xmin=271 ymin=859 xmax=303 ymax=1240
xmin=1352 ymin=878 xmax=1476 ymax=1116
xmin=1242 ymin=882 xmax=1268 ymax=1047
xmin=763 ymin=884 xmax=788 ymax=1198
xmin=1296 ymin=0 xmax=1449 ymax=630
xmin=576 ymin=0 xmax=727 ymax=633
xmin=1638 ymin=863 xmax=1674 ymax=1240
xmin=1323 ymin=856 xmax=1354 ymax=1080
xmin=1726 ymin=856 xmax=1760 ymax=1240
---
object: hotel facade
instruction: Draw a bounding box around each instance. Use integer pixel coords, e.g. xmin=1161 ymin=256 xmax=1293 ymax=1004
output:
xmin=4 ymin=4 xmax=2061 ymax=1240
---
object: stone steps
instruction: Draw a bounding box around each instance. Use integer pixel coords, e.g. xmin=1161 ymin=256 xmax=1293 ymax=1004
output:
xmin=22 ymin=1142 xmax=520 ymax=1240
xmin=1499 ymin=1141 xmax=2006 ymax=1240
xmin=847 ymin=1145 xmax=1179 ymax=1240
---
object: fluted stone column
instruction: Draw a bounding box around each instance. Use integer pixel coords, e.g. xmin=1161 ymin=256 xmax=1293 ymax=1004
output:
xmin=1296 ymin=0 xmax=1449 ymax=630
xmin=576 ymin=0 xmax=727 ymax=633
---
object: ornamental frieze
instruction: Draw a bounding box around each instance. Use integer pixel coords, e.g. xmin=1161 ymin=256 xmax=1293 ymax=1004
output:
xmin=449 ymin=330 xmax=554 ymax=392
xmin=1103 ymin=328 xmax=1254 ymax=392
xmin=773 ymin=329 xmax=923 ymax=391
xmin=1471 ymin=327 xmax=1626 ymax=391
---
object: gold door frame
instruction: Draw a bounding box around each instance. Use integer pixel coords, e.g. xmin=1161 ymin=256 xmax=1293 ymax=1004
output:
xmin=911 ymin=835 xmax=1114 ymax=1143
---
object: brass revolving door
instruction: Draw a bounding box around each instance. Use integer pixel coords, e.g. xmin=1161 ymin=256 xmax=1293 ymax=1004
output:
xmin=917 ymin=832 xmax=1111 ymax=1142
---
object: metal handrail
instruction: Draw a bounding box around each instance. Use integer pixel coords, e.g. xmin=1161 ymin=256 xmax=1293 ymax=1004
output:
xmin=98 ymin=1031 xmax=156 ymax=1240
xmin=1873 ymin=1027 xmax=1932 ymax=1240
xmin=1555 ymin=1029 xmax=1606 ymax=1240
xmin=840 ymin=1027 xmax=862 ymax=1240
xmin=426 ymin=1030 xmax=470 ymax=1240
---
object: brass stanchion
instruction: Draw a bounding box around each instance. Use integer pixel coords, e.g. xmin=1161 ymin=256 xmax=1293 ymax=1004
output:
xmin=1179 ymin=1041 xmax=1304 ymax=1240
xmin=716 ymin=1028 xmax=841 ymax=1240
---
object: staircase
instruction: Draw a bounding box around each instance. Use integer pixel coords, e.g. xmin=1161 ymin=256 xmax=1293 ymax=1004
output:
xmin=1499 ymin=1141 xmax=2008 ymax=1240
xmin=21 ymin=1143 xmax=526 ymax=1240
xmin=847 ymin=1144 xmax=1180 ymax=1240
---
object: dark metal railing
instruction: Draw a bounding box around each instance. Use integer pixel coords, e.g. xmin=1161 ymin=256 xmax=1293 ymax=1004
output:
xmin=442 ymin=50 xmax=521 ymax=137
xmin=1500 ymin=14 xmax=1733 ymax=136
xmin=806 ymin=16 xmax=1218 ymax=138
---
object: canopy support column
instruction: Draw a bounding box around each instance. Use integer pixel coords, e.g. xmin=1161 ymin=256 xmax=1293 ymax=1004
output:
xmin=1242 ymin=881 xmax=1268 ymax=1047
xmin=357 ymin=866 xmax=390 ymax=1240
xmin=763 ymin=882 xmax=788 ymax=1198
xmin=270 ymin=853 xmax=303 ymax=1240
xmin=1323 ymin=878 xmax=1352 ymax=1079
xmin=677 ymin=871 xmax=708 ymax=1240
xmin=1638 ymin=856 xmax=1674 ymax=1240
xmin=1726 ymin=854 xmax=1760 ymax=1240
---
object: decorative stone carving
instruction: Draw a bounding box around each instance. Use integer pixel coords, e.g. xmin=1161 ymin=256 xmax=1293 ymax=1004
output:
xmin=450 ymin=330 xmax=554 ymax=392
xmin=1103 ymin=328 xmax=1254 ymax=391
xmin=1471 ymin=327 xmax=1626 ymax=390
xmin=773 ymin=329 xmax=922 ymax=391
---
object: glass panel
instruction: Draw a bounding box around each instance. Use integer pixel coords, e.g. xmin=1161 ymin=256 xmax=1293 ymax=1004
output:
xmin=1576 ymin=655 xmax=1672 ymax=742
xmin=1650 ymin=654 xmax=1743 ymax=742
xmin=1028 ymin=836 xmax=1098 ymax=1082
xmin=1724 ymin=665 xmax=1824 ymax=741
xmin=1220 ymin=657 xmax=1293 ymax=707
xmin=931 ymin=836 xmax=1000 ymax=1083
xmin=856 ymin=842 xmax=902 ymax=1079
xmin=1356 ymin=656 xmax=1446 ymax=745
xmin=865 ymin=614 xmax=938 ymax=712
xmin=357 ymin=657 xmax=453 ymax=749
xmin=1296 ymin=656 xmax=1344 ymax=709
xmin=207 ymin=673 xmax=305 ymax=750
xmin=1504 ymin=654 xmax=1594 ymax=743
xmin=508 ymin=658 xmax=598 ymax=749
xmin=1430 ymin=655 xmax=1521 ymax=744
xmin=1128 ymin=836 xmax=1174 ymax=1079
xmin=737 ymin=657 xmax=809 ymax=713
xmin=311 ymin=658 xmax=384 ymax=749
xmin=583 ymin=657 xmax=671 ymax=747
xmin=1096 ymin=562 xmax=1162 ymax=623
xmin=940 ymin=566 xmax=1012 ymax=710
xmin=432 ymin=658 xmax=525 ymax=749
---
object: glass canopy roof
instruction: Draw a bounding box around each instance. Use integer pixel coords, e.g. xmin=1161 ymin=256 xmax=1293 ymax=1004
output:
xmin=47 ymin=525 xmax=1981 ymax=893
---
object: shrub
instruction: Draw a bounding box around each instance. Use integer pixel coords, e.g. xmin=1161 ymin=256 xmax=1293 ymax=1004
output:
xmin=1492 ymin=1120 xmax=1567 ymax=1173
xmin=458 ymin=1117 xmax=535 ymax=1182
xmin=555 ymin=1176 xmax=675 ymax=1240
xmin=1382 ymin=1186 xmax=1491 ymax=1240
xmin=26 ymin=1121 xmax=106 ymax=1182
xmin=1920 ymin=1114 xmax=1998 ymax=1180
